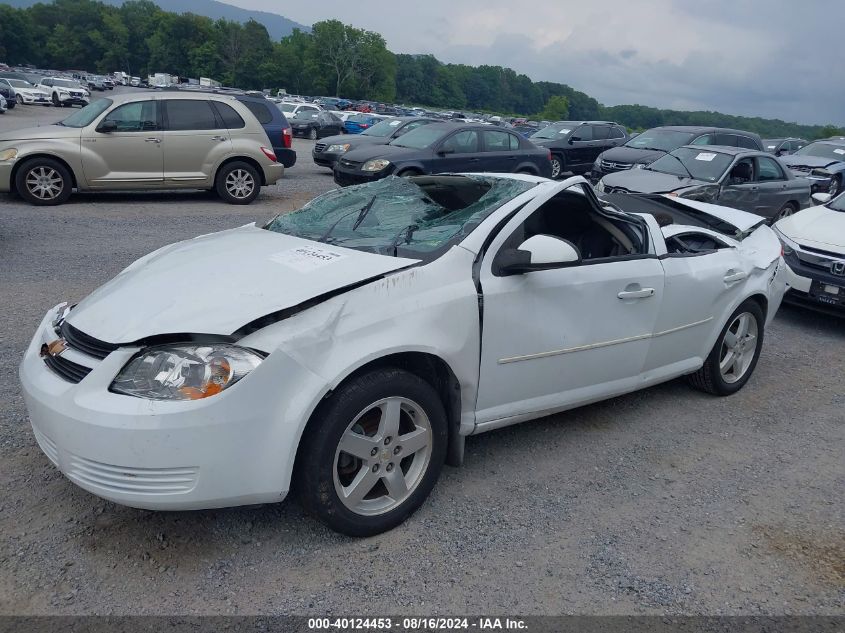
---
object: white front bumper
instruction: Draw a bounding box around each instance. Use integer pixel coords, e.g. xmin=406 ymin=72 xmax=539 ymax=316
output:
xmin=19 ymin=307 xmax=327 ymax=511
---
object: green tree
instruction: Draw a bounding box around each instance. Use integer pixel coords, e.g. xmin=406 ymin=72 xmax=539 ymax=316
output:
xmin=539 ymin=95 xmax=569 ymax=121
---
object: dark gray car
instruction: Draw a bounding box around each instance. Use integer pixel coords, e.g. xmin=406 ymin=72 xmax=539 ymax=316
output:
xmin=312 ymin=117 xmax=436 ymax=169
xmin=591 ymin=126 xmax=764 ymax=181
xmin=597 ymin=146 xmax=811 ymax=221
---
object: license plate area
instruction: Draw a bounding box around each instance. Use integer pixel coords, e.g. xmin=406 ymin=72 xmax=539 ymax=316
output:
xmin=811 ymin=281 xmax=844 ymax=305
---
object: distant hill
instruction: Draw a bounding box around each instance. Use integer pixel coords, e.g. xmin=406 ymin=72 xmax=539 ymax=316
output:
xmin=0 ymin=0 xmax=309 ymax=40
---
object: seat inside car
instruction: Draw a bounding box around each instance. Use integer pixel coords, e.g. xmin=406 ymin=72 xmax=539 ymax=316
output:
xmin=514 ymin=191 xmax=638 ymax=260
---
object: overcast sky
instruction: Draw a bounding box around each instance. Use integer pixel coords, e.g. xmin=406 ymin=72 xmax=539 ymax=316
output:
xmin=225 ymin=0 xmax=843 ymax=126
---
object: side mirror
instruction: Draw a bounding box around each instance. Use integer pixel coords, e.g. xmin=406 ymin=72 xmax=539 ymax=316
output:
xmin=496 ymin=235 xmax=581 ymax=276
xmin=812 ymin=192 xmax=832 ymax=205
xmin=437 ymin=147 xmax=455 ymax=156
xmin=569 ymin=136 xmax=581 ymax=144
xmin=97 ymin=119 xmax=117 ymax=133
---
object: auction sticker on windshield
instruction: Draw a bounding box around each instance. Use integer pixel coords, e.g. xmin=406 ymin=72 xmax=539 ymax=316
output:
xmin=270 ymin=246 xmax=348 ymax=272
xmin=834 ymin=148 xmax=845 ymax=155
xmin=695 ymin=152 xmax=717 ymax=161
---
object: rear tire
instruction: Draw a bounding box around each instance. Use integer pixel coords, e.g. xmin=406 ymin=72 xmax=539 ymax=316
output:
xmin=687 ymin=299 xmax=764 ymax=396
xmin=215 ymin=161 xmax=260 ymax=205
xmin=774 ymin=202 xmax=796 ymax=222
xmin=15 ymin=158 xmax=73 ymax=206
xmin=396 ymin=168 xmax=422 ymax=178
xmin=296 ymin=368 xmax=447 ymax=536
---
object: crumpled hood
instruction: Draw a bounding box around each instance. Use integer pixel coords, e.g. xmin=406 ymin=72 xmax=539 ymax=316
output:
xmin=598 ymin=146 xmax=667 ymax=165
xmin=66 ymin=225 xmax=419 ymax=343
xmin=601 ymin=169 xmax=706 ymax=194
xmin=781 ymin=155 xmax=844 ymax=170
xmin=0 ymin=124 xmax=78 ymax=142
xmin=775 ymin=206 xmax=845 ymax=255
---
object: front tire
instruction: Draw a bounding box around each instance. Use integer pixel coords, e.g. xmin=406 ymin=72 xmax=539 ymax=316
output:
xmin=215 ymin=161 xmax=260 ymax=205
xmin=296 ymin=368 xmax=447 ymax=536
xmin=688 ymin=299 xmax=764 ymax=396
xmin=308 ymin=128 xmax=318 ymax=140
xmin=16 ymin=94 xmax=23 ymax=105
xmin=828 ymin=175 xmax=841 ymax=198
xmin=15 ymin=158 xmax=73 ymax=206
xmin=550 ymin=154 xmax=564 ymax=179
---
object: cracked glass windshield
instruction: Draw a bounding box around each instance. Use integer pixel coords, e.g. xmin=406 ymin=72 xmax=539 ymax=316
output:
xmin=265 ymin=175 xmax=535 ymax=257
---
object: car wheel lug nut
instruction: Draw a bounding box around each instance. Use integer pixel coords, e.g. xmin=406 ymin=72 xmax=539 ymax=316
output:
xmin=386 ymin=463 xmax=393 ymax=472
xmin=372 ymin=464 xmax=379 ymax=473
xmin=393 ymin=446 xmax=401 ymax=455
xmin=370 ymin=447 xmax=378 ymax=457
xmin=384 ymin=436 xmax=391 ymax=445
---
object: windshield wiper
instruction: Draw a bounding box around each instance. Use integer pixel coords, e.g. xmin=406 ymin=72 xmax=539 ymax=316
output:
xmin=389 ymin=224 xmax=418 ymax=257
xmin=318 ymin=195 xmax=377 ymax=243
xmin=351 ymin=195 xmax=377 ymax=231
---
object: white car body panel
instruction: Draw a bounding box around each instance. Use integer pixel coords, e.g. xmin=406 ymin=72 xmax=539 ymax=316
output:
xmin=775 ymin=205 xmax=845 ymax=256
xmin=19 ymin=174 xmax=787 ymax=511
xmin=67 ymin=225 xmax=419 ymax=342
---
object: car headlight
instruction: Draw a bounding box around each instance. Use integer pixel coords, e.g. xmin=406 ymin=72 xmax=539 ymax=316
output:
xmin=595 ymin=180 xmax=606 ymax=193
xmin=0 ymin=148 xmax=18 ymax=161
xmin=773 ymin=226 xmax=799 ymax=256
xmin=362 ymin=159 xmax=391 ymax=172
xmin=327 ymin=144 xmax=351 ymax=153
xmin=811 ymin=168 xmax=832 ymax=178
xmin=632 ymin=163 xmax=646 ymax=169
xmin=111 ymin=343 xmax=264 ymax=401
xmin=51 ymin=302 xmax=71 ymax=333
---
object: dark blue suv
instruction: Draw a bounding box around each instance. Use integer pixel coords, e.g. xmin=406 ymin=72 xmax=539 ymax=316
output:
xmin=233 ymin=94 xmax=296 ymax=168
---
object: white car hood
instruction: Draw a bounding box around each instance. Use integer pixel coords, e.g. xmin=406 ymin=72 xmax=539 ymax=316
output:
xmin=664 ymin=196 xmax=765 ymax=234
xmin=776 ymin=206 xmax=845 ymax=255
xmin=67 ymin=225 xmax=419 ymax=343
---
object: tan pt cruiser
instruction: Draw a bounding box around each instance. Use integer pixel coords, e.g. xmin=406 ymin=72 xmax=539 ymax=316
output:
xmin=0 ymin=92 xmax=284 ymax=205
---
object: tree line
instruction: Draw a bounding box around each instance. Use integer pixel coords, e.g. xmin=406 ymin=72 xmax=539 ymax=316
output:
xmin=1 ymin=0 xmax=842 ymax=139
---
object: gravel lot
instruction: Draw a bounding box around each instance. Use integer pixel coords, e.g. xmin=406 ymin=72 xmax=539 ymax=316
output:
xmin=0 ymin=90 xmax=842 ymax=616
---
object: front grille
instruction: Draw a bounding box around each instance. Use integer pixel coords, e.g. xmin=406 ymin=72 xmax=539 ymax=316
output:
xmin=789 ymin=165 xmax=812 ymax=173
xmin=44 ymin=354 xmax=92 ymax=383
xmin=66 ymin=455 xmax=198 ymax=495
xmin=314 ymin=143 xmax=327 ymax=153
xmin=60 ymin=321 xmax=117 ymax=360
xmin=600 ymin=159 xmax=633 ymax=172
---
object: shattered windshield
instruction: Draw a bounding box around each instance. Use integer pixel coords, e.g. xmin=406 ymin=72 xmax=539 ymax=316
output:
xmin=265 ymin=175 xmax=535 ymax=258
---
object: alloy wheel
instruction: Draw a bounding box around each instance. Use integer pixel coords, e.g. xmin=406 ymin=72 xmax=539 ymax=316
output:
xmin=550 ymin=157 xmax=562 ymax=179
xmin=224 ymin=169 xmax=255 ymax=200
xmin=719 ymin=312 xmax=758 ymax=384
xmin=333 ymin=396 xmax=432 ymax=516
xmin=828 ymin=178 xmax=840 ymax=197
xmin=776 ymin=204 xmax=795 ymax=220
xmin=16 ymin=95 xmax=23 ymax=105
xmin=25 ymin=166 xmax=64 ymax=201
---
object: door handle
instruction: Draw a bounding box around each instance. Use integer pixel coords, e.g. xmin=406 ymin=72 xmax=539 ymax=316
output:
xmin=211 ymin=135 xmax=227 ymax=142
xmin=144 ymin=137 xmax=160 ymax=143
xmin=724 ymin=270 xmax=748 ymax=284
xmin=618 ymin=288 xmax=655 ymax=300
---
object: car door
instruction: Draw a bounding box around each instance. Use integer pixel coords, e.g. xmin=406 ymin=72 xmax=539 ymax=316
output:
xmin=433 ymin=130 xmax=481 ymax=173
xmin=589 ymin=124 xmax=613 ymax=162
xmin=161 ymin=99 xmax=232 ymax=186
xmin=480 ymin=129 xmax=518 ymax=172
xmin=565 ymin=124 xmax=595 ymax=169
xmin=80 ymin=99 xmax=164 ymax=188
xmin=647 ymin=233 xmax=746 ymax=372
xmin=717 ymin=157 xmax=760 ymax=213
xmin=475 ymin=180 xmax=665 ymax=424
xmin=754 ymin=155 xmax=791 ymax=218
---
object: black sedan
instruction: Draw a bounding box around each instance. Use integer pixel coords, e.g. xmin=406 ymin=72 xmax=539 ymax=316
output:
xmin=290 ymin=111 xmax=344 ymax=140
xmin=597 ymin=146 xmax=811 ymax=221
xmin=313 ymin=117 xmax=437 ymax=169
xmin=333 ymin=122 xmax=553 ymax=187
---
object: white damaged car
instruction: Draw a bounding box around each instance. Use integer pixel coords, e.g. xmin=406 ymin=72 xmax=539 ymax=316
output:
xmin=20 ymin=174 xmax=787 ymax=535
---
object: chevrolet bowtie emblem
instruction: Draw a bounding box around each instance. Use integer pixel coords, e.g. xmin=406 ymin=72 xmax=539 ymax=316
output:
xmin=40 ymin=339 xmax=67 ymax=358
